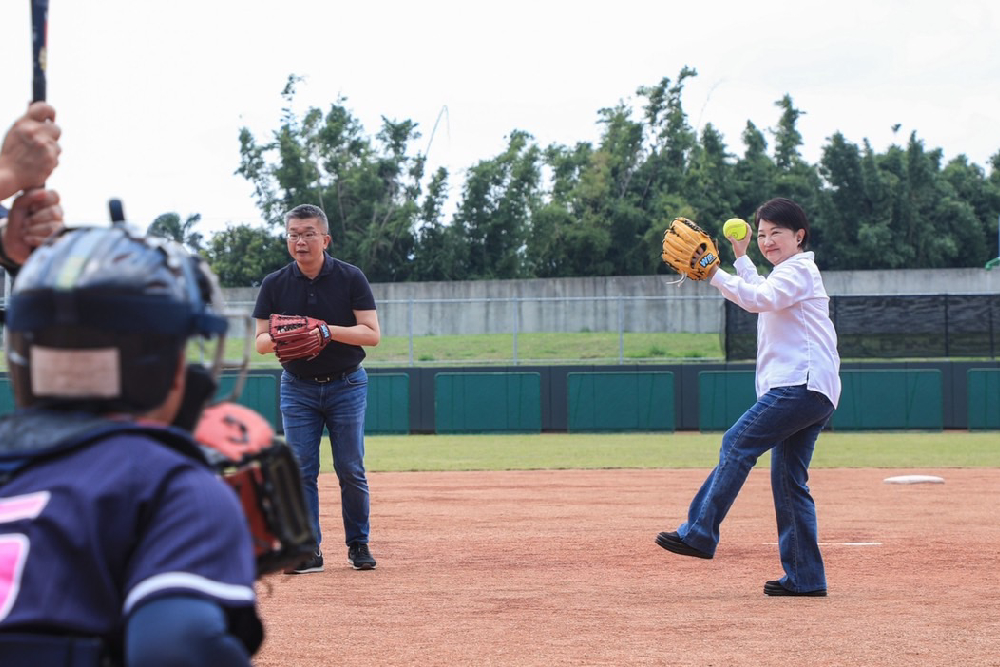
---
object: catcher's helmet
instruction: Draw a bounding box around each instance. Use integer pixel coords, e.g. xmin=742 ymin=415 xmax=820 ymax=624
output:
xmin=3 ymin=226 xmax=233 ymax=417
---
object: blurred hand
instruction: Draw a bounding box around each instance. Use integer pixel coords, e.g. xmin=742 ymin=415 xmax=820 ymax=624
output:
xmin=0 ymin=102 xmax=61 ymax=198
xmin=4 ymin=188 xmax=63 ymax=265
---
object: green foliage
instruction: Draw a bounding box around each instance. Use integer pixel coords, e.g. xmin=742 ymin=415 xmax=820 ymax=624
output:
xmin=202 ymin=223 xmax=288 ymax=287
xmin=236 ymin=75 xmax=429 ymax=282
xmin=453 ymin=130 xmax=541 ymax=279
xmin=526 ymin=142 xmax=609 ymax=277
xmin=218 ymin=70 xmax=1000 ymax=282
xmin=410 ymin=167 xmax=466 ymax=281
xmin=732 ymin=121 xmax=776 ymax=219
xmin=147 ymin=212 xmax=204 ymax=252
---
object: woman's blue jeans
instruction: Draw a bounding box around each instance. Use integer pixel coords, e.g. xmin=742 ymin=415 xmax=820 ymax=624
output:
xmin=677 ymin=384 xmax=834 ymax=592
xmin=280 ymin=368 xmax=370 ymax=547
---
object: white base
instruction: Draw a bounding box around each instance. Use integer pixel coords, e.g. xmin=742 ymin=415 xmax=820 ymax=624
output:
xmin=883 ymin=474 xmax=945 ymax=484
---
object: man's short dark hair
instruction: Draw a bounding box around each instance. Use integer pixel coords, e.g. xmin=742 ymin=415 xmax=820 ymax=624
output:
xmin=285 ymin=204 xmax=329 ymax=232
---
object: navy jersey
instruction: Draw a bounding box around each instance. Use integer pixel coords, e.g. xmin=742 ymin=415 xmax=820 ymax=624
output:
xmin=253 ymin=254 xmax=376 ymax=377
xmin=0 ymin=417 xmax=261 ymax=653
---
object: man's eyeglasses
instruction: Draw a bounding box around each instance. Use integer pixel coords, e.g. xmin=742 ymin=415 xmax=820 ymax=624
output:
xmin=287 ymin=232 xmax=324 ymax=242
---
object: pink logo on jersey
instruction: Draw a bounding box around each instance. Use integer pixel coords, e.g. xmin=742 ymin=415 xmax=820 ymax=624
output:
xmin=0 ymin=491 xmax=51 ymax=524
xmin=1 ymin=492 xmax=50 ymax=621
xmin=0 ymin=535 xmax=30 ymax=620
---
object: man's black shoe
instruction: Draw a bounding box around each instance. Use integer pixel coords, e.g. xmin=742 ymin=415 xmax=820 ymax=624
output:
xmin=348 ymin=542 xmax=377 ymax=570
xmin=284 ymin=549 xmax=324 ymax=574
xmin=764 ymin=580 xmax=827 ymax=597
xmin=655 ymin=531 xmax=713 ymax=559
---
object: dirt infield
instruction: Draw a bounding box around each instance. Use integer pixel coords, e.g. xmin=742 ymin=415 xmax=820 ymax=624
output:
xmin=253 ymin=468 xmax=999 ymax=666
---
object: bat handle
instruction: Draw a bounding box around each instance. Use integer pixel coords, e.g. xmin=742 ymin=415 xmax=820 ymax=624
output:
xmin=31 ymin=0 xmax=48 ymax=103
xmin=32 ymin=76 xmax=46 ymax=104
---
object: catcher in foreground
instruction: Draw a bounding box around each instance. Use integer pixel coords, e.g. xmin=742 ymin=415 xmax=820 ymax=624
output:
xmin=0 ymin=225 xmax=266 ymax=665
xmin=661 ymin=216 xmax=721 ymax=281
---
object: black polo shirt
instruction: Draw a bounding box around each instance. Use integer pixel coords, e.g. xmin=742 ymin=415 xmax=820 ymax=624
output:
xmin=253 ymin=254 xmax=377 ymax=377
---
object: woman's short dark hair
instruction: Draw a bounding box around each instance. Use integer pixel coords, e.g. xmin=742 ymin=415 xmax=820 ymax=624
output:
xmin=753 ymin=198 xmax=810 ymax=249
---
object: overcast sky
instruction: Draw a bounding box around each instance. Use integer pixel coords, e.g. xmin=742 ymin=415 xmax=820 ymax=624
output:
xmin=3 ymin=0 xmax=998 ymax=236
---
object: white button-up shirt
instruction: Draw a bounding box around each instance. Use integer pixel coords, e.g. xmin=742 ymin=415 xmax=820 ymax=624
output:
xmin=710 ymin=251 xmax=841 ymax=408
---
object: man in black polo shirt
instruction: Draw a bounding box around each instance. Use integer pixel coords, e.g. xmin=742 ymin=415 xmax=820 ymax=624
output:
xmin=253 ymin=204 xmax=381 ymax=573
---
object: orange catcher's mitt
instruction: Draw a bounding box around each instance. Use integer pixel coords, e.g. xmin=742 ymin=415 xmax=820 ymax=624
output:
xmin=195 ymin=402 xmax=317 ymax=577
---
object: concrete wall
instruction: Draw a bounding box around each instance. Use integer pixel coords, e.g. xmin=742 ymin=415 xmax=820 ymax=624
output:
xmin=820 ymin=267 xmax=997 ymax=296
xmin=224 ymin=267 xmax=998 ymax=336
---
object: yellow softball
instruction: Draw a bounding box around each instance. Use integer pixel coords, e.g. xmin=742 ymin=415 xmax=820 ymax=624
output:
xmin=723 ymin=218 xmax=748 ymax=241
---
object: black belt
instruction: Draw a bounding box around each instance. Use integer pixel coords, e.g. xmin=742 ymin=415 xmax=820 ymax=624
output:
xmin=291 ymin=364 xmax=362 ymax=384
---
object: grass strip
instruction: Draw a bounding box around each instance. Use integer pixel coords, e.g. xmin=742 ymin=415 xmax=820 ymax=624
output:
xmin=328 ymin=431 xmax=1000 ymax=472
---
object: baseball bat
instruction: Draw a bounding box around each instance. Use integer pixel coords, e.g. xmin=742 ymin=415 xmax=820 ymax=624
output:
xmin=31 ymin=0 xmax=49 ymax=103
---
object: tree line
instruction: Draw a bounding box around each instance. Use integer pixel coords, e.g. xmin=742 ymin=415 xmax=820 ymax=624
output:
xmin=149 ymin=70 xmax=1000 ymax=287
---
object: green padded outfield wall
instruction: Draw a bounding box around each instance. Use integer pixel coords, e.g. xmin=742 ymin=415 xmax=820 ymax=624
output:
xmin=698 ymin=369 xmax=945 ymax=431
xmin=365 ymin=373 xmax=410 ymax=434
xmin=698 ymin=371 xmax=756 ymax=431
xmin=831 ymin=369 xmax=943 ymax=430
xmin=567 ymin=372 xmax=675 ymax=432
xmin=434 ymin=372 xmax=541 ymax=433
xmin=0 ymin=373 xmax=280 ymax=427
xmin=226 ymin=371 xmax=412 ymax=434
xmin=0 ymin=378 xmax=15 ymax=415
xmin=217 ymin=373 xmax=280 ymax=429
xmin=0 ymin=371 xmax=409 ymax=434
xmin=967 ymin=369 xmax=1000 ymax=430
xmin=0 ymin=364 xmax=988 ymax=431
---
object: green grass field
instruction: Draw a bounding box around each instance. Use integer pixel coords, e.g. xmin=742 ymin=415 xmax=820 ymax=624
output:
xmin=240 ymin=332 xmax=724 ymax=368
xmin=335 ymin=431 xmax=1000 ymax=472
xmin=225 ymin=332 xmax=991 ymax=369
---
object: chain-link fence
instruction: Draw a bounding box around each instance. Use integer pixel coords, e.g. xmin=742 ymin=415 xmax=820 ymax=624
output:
xmin=725 ymin=293 xmax=1000 ymax=360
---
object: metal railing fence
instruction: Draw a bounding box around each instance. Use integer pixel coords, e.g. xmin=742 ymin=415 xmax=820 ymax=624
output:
xmin=227 ymin=294 xmax=723 ymax=366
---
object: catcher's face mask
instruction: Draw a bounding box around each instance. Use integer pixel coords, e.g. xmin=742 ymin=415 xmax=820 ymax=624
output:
xmin=168 ymin=243 xmax=254 ymax=430
xmin=3 ymin=225 xmax=251 ymax=428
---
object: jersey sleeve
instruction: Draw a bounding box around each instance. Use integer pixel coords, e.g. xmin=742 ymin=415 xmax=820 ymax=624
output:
xmin=123 ymin=458 xmax=257 ymax=619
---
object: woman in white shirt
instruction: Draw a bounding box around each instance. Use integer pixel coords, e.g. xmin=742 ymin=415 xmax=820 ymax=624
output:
xmin=656 ymin=198 xmax=841 ymax=597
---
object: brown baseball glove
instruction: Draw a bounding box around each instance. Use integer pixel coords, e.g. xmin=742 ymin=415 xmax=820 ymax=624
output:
xmin=268 ymin=314 xmax=332 ymax=362
xmin=195 ymin=402 xmax=318 ymax=577
xmin=661 ymin=217 xmax=720 ymax=280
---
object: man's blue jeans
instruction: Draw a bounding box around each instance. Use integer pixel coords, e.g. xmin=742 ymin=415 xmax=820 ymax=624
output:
xmin=677 ymin=384 xmax=834 ymax=592
xmin=280 ymin=368 xmax=370 ymax=547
